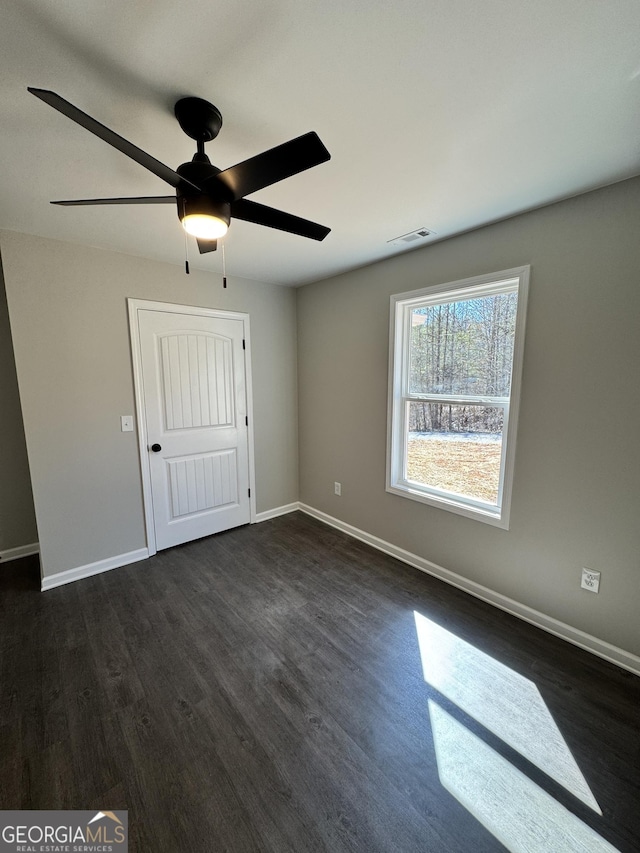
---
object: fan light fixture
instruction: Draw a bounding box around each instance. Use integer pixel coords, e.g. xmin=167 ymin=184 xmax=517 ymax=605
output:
xmin=179 ymin=196 xmax=230 ymax=240
xmin=182 ymin=213 xmax=228 ymax=239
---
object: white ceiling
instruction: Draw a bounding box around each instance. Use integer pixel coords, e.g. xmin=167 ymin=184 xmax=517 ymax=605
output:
xmin=2 ymin=0 xmax=640 ymax=286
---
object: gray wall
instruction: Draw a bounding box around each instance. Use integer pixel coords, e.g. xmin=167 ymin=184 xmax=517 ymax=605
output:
xmin=1 ymin=231 xmax=298 ymax=579
xmin=297 ymin=176 xmax=640 ymax=657
xmin=0 ymin=257 xmax=37 ymax=553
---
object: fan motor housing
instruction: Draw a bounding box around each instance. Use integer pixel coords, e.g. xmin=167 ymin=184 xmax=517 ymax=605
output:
xmin=175 ymin=155 xmax=231 ymax=228
xmin=177 ymin=156 xmax=230 ymax=195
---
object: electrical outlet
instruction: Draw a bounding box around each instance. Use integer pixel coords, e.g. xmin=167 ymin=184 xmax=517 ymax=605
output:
xmin=334 ymin=482 xmax=341 ymax=496
xmin=581 ymin=568 xmax=601 ymax=593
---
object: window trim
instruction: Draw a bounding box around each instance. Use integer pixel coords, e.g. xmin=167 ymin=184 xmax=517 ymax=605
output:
xmin=386 ymin=266 xmax=530 ymax=529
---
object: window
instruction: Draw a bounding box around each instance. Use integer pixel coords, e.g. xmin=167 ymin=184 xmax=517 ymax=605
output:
xmin=387 ymin=267 xmax=529 ymax=528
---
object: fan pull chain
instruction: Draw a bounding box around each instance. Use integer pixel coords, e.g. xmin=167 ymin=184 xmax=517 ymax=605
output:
xmin=222 ymin=242 xmax=227 ymax=289
xmin=182 ymin=199 xmax=190 ymax=275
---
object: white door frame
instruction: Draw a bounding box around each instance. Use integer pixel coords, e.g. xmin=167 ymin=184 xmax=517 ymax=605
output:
xmin=128 ymin=298 xmax=257 ymax=556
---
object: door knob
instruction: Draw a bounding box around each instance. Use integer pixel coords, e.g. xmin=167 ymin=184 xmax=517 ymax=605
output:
xmin=151 ymin=443 xmax=162 ymax=452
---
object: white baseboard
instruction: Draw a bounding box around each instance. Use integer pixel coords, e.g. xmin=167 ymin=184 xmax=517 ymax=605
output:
xmin=0 ymin=542 xmax=40 ymax=563
xmin=298 ymin=503 xmax=640 ymax=678
xmin=41 ymin=547 xmax=149 ymax=591
xmin=255 ymin=502 xmax=300 ymax=523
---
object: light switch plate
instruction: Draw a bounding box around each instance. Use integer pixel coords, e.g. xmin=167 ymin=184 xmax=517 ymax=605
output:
xmin=121 ymin=415 xmax=134 ymax=432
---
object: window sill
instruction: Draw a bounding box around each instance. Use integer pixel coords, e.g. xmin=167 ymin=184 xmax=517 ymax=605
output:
xmin=385 ymin=481 xmax=510 ymax=529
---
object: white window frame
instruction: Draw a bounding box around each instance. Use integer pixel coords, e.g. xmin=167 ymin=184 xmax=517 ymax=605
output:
xmin=387 ymin=266 xmax=529 ymax=528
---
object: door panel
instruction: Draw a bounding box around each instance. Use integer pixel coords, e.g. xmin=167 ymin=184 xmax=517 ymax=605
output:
xmin=137 ymin=308 xmax=251 ymax=550
xmin=160 ymin=333 xmax=234 ymax=429
xmin=167 ymin=450 xmax=238 ymax=518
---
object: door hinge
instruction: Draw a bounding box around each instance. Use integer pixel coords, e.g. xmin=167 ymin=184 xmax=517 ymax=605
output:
xmin=242 ymin=339 xmax=246 ymax=350
xmin=248 ymin=488 xmax=251 ymax=498
xmin=245 ymin=415 xmax=248 ymax=426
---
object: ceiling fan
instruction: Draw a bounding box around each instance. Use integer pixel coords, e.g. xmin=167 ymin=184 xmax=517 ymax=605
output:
xmin=28 ymin=88 xmax=331 ymax=255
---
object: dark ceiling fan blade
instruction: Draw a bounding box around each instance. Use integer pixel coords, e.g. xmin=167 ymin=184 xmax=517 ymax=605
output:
xmin=51 ymin=196 xmax=176 ymax=206
xmin=196 ymin=238 xmax=218 ymax=254
xmin=28 ymin=88 xmax=201 ymax=192
xmin=208 ymin=131 xmax=330 ymax=201
xmin=231 ymin=198 xmax=330 ymax=241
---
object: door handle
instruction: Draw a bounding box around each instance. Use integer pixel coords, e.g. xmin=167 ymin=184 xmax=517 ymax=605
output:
xmin=150 ymin=443 xmax=162 ymax=452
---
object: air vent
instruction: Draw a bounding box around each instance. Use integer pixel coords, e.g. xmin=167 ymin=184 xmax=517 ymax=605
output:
xmin=388 ymin=227 xmax=436 ymax=246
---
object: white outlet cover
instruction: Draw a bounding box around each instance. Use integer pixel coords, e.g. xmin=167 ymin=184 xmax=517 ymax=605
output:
xmin=581 ymin=568 xmax=601 ymax=593
xmin=121 ymin=415 xmax=134 ymax=432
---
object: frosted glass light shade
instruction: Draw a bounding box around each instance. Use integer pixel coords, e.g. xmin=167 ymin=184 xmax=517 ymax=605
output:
xmin=182 ymin=214 xmax=228 ymax=239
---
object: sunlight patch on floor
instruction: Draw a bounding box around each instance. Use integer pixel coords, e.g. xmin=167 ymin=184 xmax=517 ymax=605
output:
xmin=413 ymin=611 xmax=600 ymax=812
xmin=429 ymin=701 xmax=618 ymax=853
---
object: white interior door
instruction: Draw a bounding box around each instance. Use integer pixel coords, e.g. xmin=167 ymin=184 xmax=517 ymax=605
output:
xmin=133 ymin=304 xmax=253 ymax=551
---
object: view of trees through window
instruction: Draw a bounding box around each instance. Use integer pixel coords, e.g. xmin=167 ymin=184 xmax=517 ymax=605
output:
xmin=406 ymin=291 xmax=518 ymax=504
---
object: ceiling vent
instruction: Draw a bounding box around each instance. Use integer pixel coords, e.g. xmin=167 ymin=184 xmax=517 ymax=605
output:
xmin=388 ymin=227 xmax=436 ymax=246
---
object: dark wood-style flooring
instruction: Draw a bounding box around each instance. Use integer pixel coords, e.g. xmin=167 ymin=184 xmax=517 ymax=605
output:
xmin=1 ymin=512 xmax=639 ymax=851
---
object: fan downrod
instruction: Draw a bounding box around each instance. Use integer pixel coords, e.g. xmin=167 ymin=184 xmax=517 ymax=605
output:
xmin=174 ymin=97 xmax=223 ymax=142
